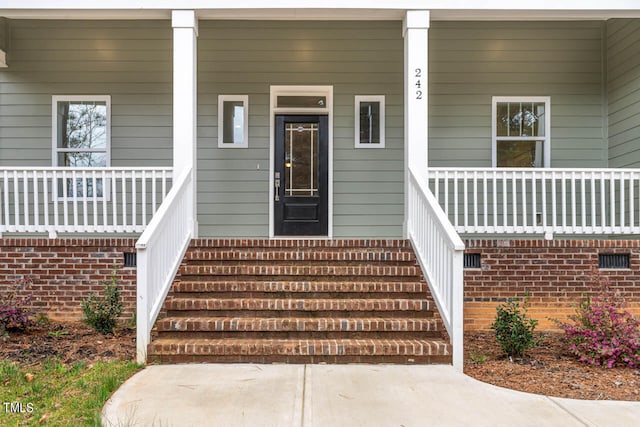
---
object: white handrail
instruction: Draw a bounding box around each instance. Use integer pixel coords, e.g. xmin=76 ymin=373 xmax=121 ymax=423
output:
xmin=429 ymin=167 xmax=640 ymax=236
xmin=407 ymin=169 xmax=465 ymax=371
xmin=0 ymin=167 xmax=172 ymax=237
xmin=135 ymin=168 xmax=193 ymax=364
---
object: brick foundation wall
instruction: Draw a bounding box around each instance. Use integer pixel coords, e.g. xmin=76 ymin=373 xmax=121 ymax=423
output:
xmin=464 ymin=239 xmax=640 ymax=330
xmin=0 ymin=238 xmax=137 ymax=320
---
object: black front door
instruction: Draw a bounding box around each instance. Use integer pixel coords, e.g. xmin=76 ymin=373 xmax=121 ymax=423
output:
xmin=274 ymin=115 xmax=328 ymax=236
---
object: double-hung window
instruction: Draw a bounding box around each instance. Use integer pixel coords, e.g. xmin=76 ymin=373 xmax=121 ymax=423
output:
xmin=492 ymin=96 xmax=550 ymax=167
xmin=52 ymin=95 xmax=110 ymax=197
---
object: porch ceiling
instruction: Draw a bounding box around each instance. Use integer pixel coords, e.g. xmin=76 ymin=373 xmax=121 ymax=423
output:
xmin=1 ymin=1 xmax=640 ymax=21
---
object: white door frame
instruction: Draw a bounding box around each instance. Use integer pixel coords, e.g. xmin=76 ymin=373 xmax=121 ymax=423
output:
xmin=269 ymin=85 xmax=334 ymax=238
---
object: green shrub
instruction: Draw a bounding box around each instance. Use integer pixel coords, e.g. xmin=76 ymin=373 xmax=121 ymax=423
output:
xmin=491 ymin=299 xmax=538 ymax=359
xmin=81 ymin=269 xmax=123 ymax=335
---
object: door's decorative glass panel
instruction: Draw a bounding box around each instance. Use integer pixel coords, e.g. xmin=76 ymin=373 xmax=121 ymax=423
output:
xmin=285 ymin=123 xmax=318 ymax=197
xmin=277 ymin=96 xmax=326 ymax=108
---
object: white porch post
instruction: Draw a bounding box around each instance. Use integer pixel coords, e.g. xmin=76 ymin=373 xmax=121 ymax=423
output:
xmin=172 ymin=10 xmax=198 ymax=236
xmin=403 ymin=10 xmax=430 ymax=236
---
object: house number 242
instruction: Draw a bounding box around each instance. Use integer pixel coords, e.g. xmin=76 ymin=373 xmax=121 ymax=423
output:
xmin=414 ymin=68 xmax=423 ymax=100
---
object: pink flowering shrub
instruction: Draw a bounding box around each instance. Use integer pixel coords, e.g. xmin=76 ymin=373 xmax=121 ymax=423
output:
xmin=0 ymin=276 xmax=33 ymax=334
xmin=555 ymin=270 xmax=640 ymax=368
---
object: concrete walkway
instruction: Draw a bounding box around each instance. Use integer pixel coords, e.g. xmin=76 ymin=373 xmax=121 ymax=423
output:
xmin=102 ymin=364 xmax=640 ymax=427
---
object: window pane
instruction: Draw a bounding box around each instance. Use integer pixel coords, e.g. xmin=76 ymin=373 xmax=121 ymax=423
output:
xmin=497 ymin=102 xmax=545 ymax=137
xmin=359 ymin=101 xmax=381 ymax=144
xmin=59 ymin=177 xmax=104 ymax=198
xmin=277 ymin=96 xmax=326 ymax=108
xmin=57 ymin=101 xmax=107 ymax=149
xmin=58 ymin=152 xmax=107 ymax=168
xmin=496 ymin=140 xmax=543 ymax=167
xmin=222 ymin=101 xmax=245 ymax=144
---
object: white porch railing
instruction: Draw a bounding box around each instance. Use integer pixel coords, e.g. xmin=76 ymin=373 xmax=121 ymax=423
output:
xmin=429 ymin=167 xmax=640 ymax=236
xmin=136 ymin=168 xmax=194 ymax=364
xmin=0 ymin=167 xmax=172 ymax=237
xmin=407 ymin=170 xmax=465 ymax=371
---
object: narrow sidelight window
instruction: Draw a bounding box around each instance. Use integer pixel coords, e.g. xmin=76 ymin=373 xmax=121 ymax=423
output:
xmin=218 ymin=95 xmax=249 ymax=148
xmin=355 ymin=95 xmax=385 ymax=148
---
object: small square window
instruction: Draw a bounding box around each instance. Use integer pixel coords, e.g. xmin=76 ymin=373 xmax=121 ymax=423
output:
xmin=355 ymin=95 xmax=385 ymax=148
xmin=218 ymin=95 xmax=248 ymax=148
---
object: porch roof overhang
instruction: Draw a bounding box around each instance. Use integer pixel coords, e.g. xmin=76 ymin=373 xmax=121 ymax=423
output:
xmin=1 ymin=0 xmax=640 ymax=21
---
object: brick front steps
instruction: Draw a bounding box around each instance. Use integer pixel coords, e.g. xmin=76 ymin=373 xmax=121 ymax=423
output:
xmin=147 ymin=239 xmax=452 ymax=364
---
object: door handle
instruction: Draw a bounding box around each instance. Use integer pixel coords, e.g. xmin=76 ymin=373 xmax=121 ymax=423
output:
xmin=274 ymin=172 xmax=280 ymax=202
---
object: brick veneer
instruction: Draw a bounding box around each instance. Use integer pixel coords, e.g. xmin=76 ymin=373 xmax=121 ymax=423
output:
xmin=0 ymin=238 xmax=137 ymax=320
xmin=464 ymin=239 xmax=640 ymax=330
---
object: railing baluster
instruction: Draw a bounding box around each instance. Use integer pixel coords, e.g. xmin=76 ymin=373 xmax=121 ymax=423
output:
xmin=122 ymin=170 xmax=127 ymax=232
xmin=23 ymin=170 xmax=29 ymax=230
xmin=610 ymin=171 xmax=616 ymax=230
xmin=43 ymin=172 xmax=50 ymax=234
xmin=463 ymin=171 xmax=468 ymax=230
xmin=531 ymin=171 xmax=537 ymax=230
xmin=92 ymin=171 xmax=98 ymax=232
xmin=512 ymin=171 xmax=517 ymax=231
xmin=473 ymin=171 xmax=478 ymax=231
xmin=591 ymin=174 xmax=596 ymax=231
xmin=631 ymin=174 xmax=635 ymax=230
xmin=483 ymin=170 xmax=488 ymax=231
xmin=132 ymin=171 xmax=138 ymax=230
xmin=142 ymin=171 xmax=147 ymax=226
xmin=72 ymin=170 xmax=79 ymax=231
xmin=492 ymin=169 xmax=498 ymax=231
xmin=551 ymin=171 xmax=557 ymax=232
xmin=102 ymin=170 xmax=108 ymax=231
xmin=453 ymin=172 xmax=459 ymax=229
xmin=111 ymin=170 xmax=118 ymax=230
xmin=562 ymin=171 xmax=567 ymax=232
xmin=62 ymin=170 xmax=69 ymax=231
xmin=601 ymin=172 xmax=606 ymax=231
xmin=33 ymin=171 xmax=39 ymax=230
xmin=82 ymin=170 xmax=88 ymax=231
xmin=541 ymin=171 xmax=547 ymax=231
xmin=620 ymin=172 xmax=625 ymax=230
xmin=13 ymin=170 xmax=20 ymax=230
xmin=581 ymin=171 xmax=586 ymax=231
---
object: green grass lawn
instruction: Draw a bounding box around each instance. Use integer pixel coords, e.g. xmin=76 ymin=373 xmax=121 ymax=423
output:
xmin=0 ymin=359 xmax=141 ymax=426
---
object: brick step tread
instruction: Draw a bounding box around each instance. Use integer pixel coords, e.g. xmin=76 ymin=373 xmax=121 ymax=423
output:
xmin=151 ymin=354 xmax=451 ymax=364
xmin=180 ymin=265 xmax=422 ymax=277
xmin=155 ymin=317 xmax=443 ymax=332
xmin=173 ymin=281 xmax=429 ymax=294
xmin=148 ymin=338 xmax=451 ymax=357
xmin=186 ymin=249 xmax=416 ymax=262
xmin=189 ymin=239 xmax=411 ymax=249
xmin=165 ymin=298 xmax=433 ymax=312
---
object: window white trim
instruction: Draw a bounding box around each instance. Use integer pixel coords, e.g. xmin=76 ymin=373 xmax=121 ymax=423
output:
xmin=355 ymin=95 xmax=385 ymax=148
xmin=217 ymin=95 xmax=249 ymax=148
xmin=269 ymin=85 xmax=333 ymax=239
xmin=492 ymin=96 xmax=551 ymax=168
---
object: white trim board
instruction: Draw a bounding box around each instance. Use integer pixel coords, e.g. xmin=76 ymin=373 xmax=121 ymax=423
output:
xmin=269 ymin=85 xmax=333 ymax=239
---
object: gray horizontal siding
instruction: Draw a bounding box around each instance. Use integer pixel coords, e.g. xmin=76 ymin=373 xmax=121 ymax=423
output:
xmin=0 ymin=20 xmax=172 ymax=167
xmin=197 ymin=21 xmax=404 ymax=238
xmin=607 ymin=19 xmax=640 ymax=168
xmin=429 ymin=21 xmax=607 ymax=168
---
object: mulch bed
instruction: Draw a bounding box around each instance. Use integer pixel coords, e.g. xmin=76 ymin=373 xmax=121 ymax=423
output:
xmin=0 ymin=321 xmax=135 ymax=366
xmin=464 ymin=331 xmax=640 ymax=401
